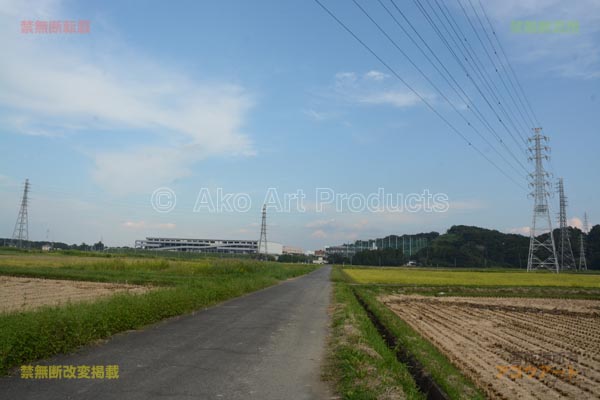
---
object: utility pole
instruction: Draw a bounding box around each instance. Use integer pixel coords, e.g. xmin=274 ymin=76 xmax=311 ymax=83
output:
xmin=579 ymin=212 xmax=588 ymax=270
xmin=257 ymin=204 xmax=268 ymax=260
xmin=12 ymin=179 xmax=30 ymax=249
xmin=527 ymin=128 xmax=559 ymax=272
xmin=556 ymin=178 xmax=576 ymax=270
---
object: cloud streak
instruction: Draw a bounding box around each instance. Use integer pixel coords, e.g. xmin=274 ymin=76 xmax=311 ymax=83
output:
xmin=332 ymin=70 xmax=427 ymax=108
xmin=0 ymin=0 xmax=255 ymax=194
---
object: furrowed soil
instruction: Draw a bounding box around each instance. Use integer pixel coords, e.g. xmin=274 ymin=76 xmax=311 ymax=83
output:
xmin=0 ymin=276 xmax=151 ymax=314
xmin=380 ymin=294 xmax=600 ymax=400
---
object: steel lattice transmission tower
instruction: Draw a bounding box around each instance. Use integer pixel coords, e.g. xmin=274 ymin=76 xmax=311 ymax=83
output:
xmin=12 ymin=179 xmax=30 ymax=248
xmin=257 ymin=204 xmax=268 ymax=259
xmin=556 ymin=178 xmax=576 ymax=270
xmin=527 ymin=128 xmax=559 ymax=272
xmin=579 ymin=212 xmax=589 ymax=270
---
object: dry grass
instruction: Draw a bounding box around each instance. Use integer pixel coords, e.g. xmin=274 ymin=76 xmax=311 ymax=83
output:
xmin=0 ymin=276 xmax=151 ymax=314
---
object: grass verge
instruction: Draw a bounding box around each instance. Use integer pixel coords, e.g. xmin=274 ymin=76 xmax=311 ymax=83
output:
xmin=0 ymin=257 xmax=316 ymax=375
xmin=355 ymin=286 xmax=485 ymax=400
xmin=325 ymin=281 xmax=424 ymax=400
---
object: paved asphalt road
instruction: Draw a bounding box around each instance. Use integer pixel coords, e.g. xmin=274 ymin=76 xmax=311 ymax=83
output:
xmin=1 ymin=265 xmax=333 ymax=400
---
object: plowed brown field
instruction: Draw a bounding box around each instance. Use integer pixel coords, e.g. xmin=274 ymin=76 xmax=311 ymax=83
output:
xmin=381 ymin=294 xmax=600 ymax=400
xmin=1 ymin=276 xmax=151 ymax=314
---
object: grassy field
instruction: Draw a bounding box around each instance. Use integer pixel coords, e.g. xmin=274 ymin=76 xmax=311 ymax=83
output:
xmin=354 ymin=287 xmax=485 ymax=400
xmin=0 ymin=252 xmax=317 ymax=375
xmin=325 ymin=269 xmax=424 ymax=400
xmin=344 ymin=267 xmax=600 ymax=287
xmin=329 ymin=267 xmax=485 ymax=399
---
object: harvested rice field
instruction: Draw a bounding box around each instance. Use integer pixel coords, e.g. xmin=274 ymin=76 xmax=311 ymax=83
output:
xmin=380 ymin=294 xmax=600 ymax=400
xmin=0 ymin=276 xmax=151 ymax=314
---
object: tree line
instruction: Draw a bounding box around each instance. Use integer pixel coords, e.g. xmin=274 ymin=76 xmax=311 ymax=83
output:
xmin=327 ymin=224 xmax=600 ymax=269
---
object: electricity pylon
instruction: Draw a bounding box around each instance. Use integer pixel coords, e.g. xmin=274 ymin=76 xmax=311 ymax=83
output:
xmin=556 ymin=178 xmax=576 ymax=270
xmin=12 ymin=179 xmax=30 ymax=248
xmin=579 ymin=212 xmax=588 ymax=270
xmin=527 ymin=128 xmax=558 ymax=272
xmin=257 ymin=204 xmax=268 ymax=260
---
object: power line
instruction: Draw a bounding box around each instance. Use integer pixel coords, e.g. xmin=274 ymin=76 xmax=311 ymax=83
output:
xmin=453 ymin=0 xmax=530 ymax=142
xmin=353 ymin=0 xmax=527 ymax=178
xmin=477 ymin=0 xmax=540 ymax=128
xmin=475 ymin=0 xmax=555 ymax=177
xmin=467 ymin=0 xmax=535 ymax=131
xmin=381 ymin=0 xmax=529 ymax=175
xmin=375 ymin=0 xmax=528 ymax=176
xmin=313 ymin=0 xmax=527 ymax=190
xmin=425 ymin=0 xmax=527 ymax=150
xmin=408 ymin=0 xmax=528 ymax=163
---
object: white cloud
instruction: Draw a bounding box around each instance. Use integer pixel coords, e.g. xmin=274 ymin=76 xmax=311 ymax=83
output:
xmin=450 ymin=199 xmax=487 ymax=211
xmin=92 ymin=147 xmax=193 ymax=194
xmin=358 ymin=91 xmax=421 ymax=108
xmin=0 ymin=174 xmax=14 ymax=186
xmin=509 ymin=218 xmax=583 ymax=236
xmin=303 ymin=109 xmax=337 ymax=121
xmin=122 ymin=221 xmax=176 ymax=230
xmin=508 ymin=226 xmax=530 ymax=235
xmin=305 ymin=218 xmax=338 ymax=229
xmin=334 ymin=72 xmax=357 ymax=86
xmin=331 ymin=70 xmax=430 ymax=109
xmin=568 ymin=217 xmax=582 ymax=229
xmin=364 ymin=70 xmax=388 ymax=81
xmin=303 ymin=214 xmax=408 ymax=243
xmin=311 ymin=229 xmax=328 ymax=239
xmin=0 ymin=0 xmax=255 ymax=195
xmin=305 ymin=218 xmax=362 ymax=242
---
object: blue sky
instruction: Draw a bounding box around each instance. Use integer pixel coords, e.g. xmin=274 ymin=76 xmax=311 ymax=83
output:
xmin=0 ymin=0 xmax=598 ymax=250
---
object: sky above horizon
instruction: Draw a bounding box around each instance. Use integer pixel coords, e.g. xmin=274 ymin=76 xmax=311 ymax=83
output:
xmin=0 ymin=0 xmax=598 ymax=250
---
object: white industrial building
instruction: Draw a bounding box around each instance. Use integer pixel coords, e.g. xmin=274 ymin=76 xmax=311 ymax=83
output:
xmin=282 ymin=245 xmax=304 ymax=255
xmin=135 ymin=237 xmax=282 ymax=255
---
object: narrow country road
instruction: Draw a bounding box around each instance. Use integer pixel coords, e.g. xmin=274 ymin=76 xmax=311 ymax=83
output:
xmin=1 ymin=265 xmax=333 ymax=400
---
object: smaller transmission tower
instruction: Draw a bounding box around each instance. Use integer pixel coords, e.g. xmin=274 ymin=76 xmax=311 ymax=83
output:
xmin=556 ymin=178 xmax=576 ymax=270
xmin=579 ymin=212 xmax=588 ymax=270
xmin=12 ymin=179 xmax=30 ymax=248
xmin=527 ymin=128 xmax=559 ymax=272
xmin=257 ymin=204 xmax=268 ymax=259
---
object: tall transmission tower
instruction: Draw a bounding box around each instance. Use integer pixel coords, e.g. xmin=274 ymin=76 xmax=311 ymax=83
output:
xmin=12 ymin=179 xmax=30 ymax=249
xmin=257 ymin=204 xmax=268 ymax=260
xmin=527 ymin=128 xmax=559 ymax=272
xmin=579 ymin=212 xmax=589 ymax=270
xmin=556 ymin=178 xmax=576 ymax=270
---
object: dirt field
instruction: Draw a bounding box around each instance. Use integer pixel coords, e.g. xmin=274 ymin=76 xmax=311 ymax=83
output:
xmin=0 ymin=276 xmax=152 ymax=314
xmin=380 ymin=294 xmax=600 ymax=400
